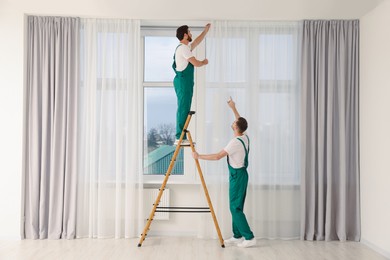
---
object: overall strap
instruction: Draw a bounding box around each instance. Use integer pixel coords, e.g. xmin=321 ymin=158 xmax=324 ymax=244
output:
xmin=237 ymin=135 xmax=250 ymax=154
xmin=237 ymin=135 xmax=249 ymax=168
xmin=172 ymin=44 xmax=182 ymax=73
xmin=237 ymin=138 xmax=248 ymax=155
xmin=173 ymin=44 xmax=182 ymax=59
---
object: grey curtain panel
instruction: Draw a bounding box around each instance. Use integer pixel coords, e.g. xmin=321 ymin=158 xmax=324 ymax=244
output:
xmin=301 ymin=20 xmax=360 ymax=241
xmin=22 ymin=16 xmax=79 ymax=239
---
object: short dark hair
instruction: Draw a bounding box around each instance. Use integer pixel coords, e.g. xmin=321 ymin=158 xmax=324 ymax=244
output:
xmin=176 ymin=25 xmax=189 ymax=40
xmin=236 ymin=117 xmax=248 ymax=133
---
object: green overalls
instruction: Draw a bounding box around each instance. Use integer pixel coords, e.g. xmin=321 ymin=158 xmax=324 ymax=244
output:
xmin=227 ymin=136 xmax=254 ymax=240
xmin=172 ymin=44 xmax=194 ymax=139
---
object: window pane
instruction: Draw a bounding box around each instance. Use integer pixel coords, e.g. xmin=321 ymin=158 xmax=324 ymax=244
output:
xmin=206 ymin=38 xmax=247 ymax=83
xmin=144 ymin=87 xmax=183 ymax=175
xmin=205 ymin=87 xmax=300 ymax=185
xmin=144 ymin=36 xmax=178 ymax=82
xmin=258 ymin=92 xmax=300 ymax=185
xmin=97 ymin=32 xmax=130 ymax=79
xmin=259 ymin=34 xmax=294 ymax=81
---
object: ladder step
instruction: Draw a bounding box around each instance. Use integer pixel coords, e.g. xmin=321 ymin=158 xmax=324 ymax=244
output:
xmin=156 ymin=206 xmax=211 ymax=213
xmin=157 ymin=207 xmax=209 ymax=209
xmin=155 ymin=210 xmax=211 ymax=213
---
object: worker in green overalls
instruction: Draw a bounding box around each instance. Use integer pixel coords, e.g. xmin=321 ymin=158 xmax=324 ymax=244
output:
xmin=173 ymin=24 xmax=210 ymax=146
xmin=192 ymin=97 xmax=256 ymax=248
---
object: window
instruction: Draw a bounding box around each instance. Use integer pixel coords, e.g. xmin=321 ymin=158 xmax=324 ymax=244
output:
xmin=257 ymin=33 xmax=300 ymax=185
xmin=259 ymin=34 xmax=295 ymax=81
xmin=143 ymin=34 xmax=183 ymax=176
xmin=144 ymin=36 xmax=176 ymax=82
xmin=205 ymin=28 xmax=300 ymax=185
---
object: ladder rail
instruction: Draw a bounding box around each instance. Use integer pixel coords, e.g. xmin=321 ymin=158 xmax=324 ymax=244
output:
xmin=187 ymin=131 xmax=225 ymax=248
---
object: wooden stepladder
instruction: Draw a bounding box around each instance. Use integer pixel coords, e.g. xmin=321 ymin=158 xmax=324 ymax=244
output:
xmin=138 ymin=111 xmax=225 ymax=248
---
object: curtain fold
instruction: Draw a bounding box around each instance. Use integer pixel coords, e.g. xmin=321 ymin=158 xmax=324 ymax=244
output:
xmin=76 ymin=18 xmax=143 ymax=238
xmin=199 ymin=21 xmax=302 ymax=239
xmin=23 ymin=16 xmax=79 ymax=239
xmin=301 ymin=20 xmax=360 ymax=241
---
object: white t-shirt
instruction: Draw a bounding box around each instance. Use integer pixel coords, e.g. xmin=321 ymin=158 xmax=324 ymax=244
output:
xmin=223 ymin=134 xmax=249 ymax=168
xmin=174 ymin=44 xmax=194 ymax=71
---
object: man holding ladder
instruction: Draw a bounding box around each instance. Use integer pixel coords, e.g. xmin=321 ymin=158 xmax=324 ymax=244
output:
xmin=192 ymin=97 xmax=256 ymax=248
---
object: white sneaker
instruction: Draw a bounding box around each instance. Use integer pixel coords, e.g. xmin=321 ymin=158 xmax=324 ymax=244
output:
xmin=224 ymin=237 xmax=244 ymax=245
xmin=174 ymin=139 xmax=194 ymax=146
xmin=237 ymin=238 xmax=257 ymax=248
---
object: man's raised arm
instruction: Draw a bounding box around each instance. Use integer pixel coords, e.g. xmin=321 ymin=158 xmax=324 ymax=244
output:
xmin=191 ymin=23 xmax=211 ymax=50
xmin=227 ymin=96 xmax=240 ymax=119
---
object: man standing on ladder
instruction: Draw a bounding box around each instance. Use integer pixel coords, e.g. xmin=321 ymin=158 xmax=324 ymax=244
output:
xmin=192 ymin=97 xmax=256 ymax=248
xmin=173 ymin=24 xmax=210 ymax=146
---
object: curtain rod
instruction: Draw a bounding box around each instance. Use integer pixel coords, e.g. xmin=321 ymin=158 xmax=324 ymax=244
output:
xmin=141 ymin=25 xmax=205 ymax=30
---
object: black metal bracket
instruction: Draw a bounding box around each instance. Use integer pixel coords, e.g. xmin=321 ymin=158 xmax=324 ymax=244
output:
xmin=156 ymin=206 xmax=210 ymax=213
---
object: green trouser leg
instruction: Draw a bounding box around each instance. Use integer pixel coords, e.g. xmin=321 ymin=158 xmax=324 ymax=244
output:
xmin=229 ymin=168 xmax=254 ymax=240
xmin=173 ymin=74 xmax=193 ymax=140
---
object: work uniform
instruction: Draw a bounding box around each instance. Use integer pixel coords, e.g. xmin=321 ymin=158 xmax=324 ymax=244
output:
xmin=172 ymin=44 xmax=194 ymax=140
xmin=224 ymin=134 xmax=254 ymax=240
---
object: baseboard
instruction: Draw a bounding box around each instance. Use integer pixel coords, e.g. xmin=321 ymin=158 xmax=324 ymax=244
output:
xmin=361 ymin=238 xmax=390 ymax=259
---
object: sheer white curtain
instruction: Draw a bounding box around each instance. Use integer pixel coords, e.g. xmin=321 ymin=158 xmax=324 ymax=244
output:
xmin=198 ymin=21 xmax=302 ymax=239
xmin=76 ymin=19 xmax=143 ymax=238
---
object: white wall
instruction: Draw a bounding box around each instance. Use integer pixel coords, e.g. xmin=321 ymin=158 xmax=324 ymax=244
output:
xmin=0 ymin=1 xmax=24 ymax=239
xmin=0 ymin=0 xmax=386 ymax=241
xmin=360 ymin=0 xmax=390 ymax=258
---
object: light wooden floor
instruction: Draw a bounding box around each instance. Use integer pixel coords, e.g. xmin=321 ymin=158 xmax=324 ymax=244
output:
xmin=0 ymin=237 xmax=387 ymax=260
